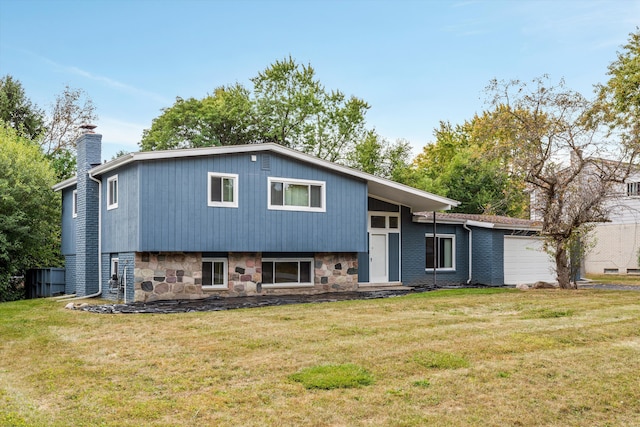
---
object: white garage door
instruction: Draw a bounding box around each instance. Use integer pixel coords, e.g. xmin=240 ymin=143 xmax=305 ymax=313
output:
xmin=504 ymin=236 xmax=556 ymax=285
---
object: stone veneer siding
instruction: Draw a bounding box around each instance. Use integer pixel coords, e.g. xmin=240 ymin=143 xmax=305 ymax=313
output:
xmin=227 ymin=252 xmax=261 ymax=296
xmin=313 ymin=253 xmax=359 ymax=291
xmin=134 ymin=252 xmax=207 ymax=302
xmin=226 ymin=252 xmax=358 ymax=296
xmin=133 ymin=252 xmax=359 ymax=301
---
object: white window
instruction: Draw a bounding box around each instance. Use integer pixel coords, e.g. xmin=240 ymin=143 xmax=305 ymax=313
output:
xmin=627 ymin=182 xmax=640 ymax=197
xmin=262 ymin=258 xmax=314 ymax=288
xmin=268 ymin=177 xmax=325 ymax=212
xmin=202 ymin=258 xmax=228 ymax=289
xmin=208 ymin=172 xmax=238 ymax=208
xmin=369 ymin=214 xmax=400 ymax=230
xmin=72 ymin=189 xmax=78 ymax=218
xmin=425 ymin=234 xmax=455 ymax=271
xmin=107 ymin=175 xmax=118 ymax=210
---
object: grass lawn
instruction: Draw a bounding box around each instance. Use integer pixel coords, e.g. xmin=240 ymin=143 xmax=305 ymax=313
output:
xmin=1 ymin=288 xmax=639 ymax=426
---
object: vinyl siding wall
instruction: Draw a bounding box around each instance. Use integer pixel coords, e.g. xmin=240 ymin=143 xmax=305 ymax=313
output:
xmin=100 ymin=152 xmax=367 ymax=253
xmin=101 ymin=163 xmax=140 ymax=253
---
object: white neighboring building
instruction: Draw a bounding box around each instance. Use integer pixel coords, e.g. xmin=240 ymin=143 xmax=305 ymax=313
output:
xmin=583 ymin=170 xmax=640 ymax=275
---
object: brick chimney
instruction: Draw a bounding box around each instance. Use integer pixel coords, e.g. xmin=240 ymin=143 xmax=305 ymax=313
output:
xmin=75 ymin=125 xmax=102 ymax=296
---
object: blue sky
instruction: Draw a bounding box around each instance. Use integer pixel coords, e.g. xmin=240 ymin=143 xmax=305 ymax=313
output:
xmin=1 ymin=0 xmax=638 ymax=161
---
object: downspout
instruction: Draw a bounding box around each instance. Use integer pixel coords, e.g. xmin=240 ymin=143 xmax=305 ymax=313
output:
xmin=433 ymin=211 xmax=437 ymax=286
xmin=122 ymin=265 xmax=127 ymax=304
xmin=463 ymin=222 xmax=472 ymax=284
xmin=60 ymin=173 xmax=102 ymax=301
xmin=85 ymin=173 xmax=103 ymax=298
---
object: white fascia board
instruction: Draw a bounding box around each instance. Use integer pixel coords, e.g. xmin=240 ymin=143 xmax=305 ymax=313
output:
xmin=412 ymin=216 xmax=464 ymax=225
xmin=88 ymin=152 xmax=136 ymax=176
xmin=413 ymin=214 xmax=540 ymax=231
xmin=465 ymin=220 xmax=494 ymax=229
xmin=84 ymin=143 xmax=459 ymax=211
xmin=493 ymin=224 xmax=542 ymax=231
xmin=52 ymin=176 xmax=78 ymax=191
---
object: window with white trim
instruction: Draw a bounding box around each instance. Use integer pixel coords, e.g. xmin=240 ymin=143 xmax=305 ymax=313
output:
xmin=627 ymin=182 xmax=640 ymax=197
xmin=425 ymin=234 xmax=455 ymax=271
xmin=72 ymin=189 xmax=78 ymax=218
xmin=202 ymin=258 xmax=228 ymax=289
xmin=268 ymin=177 xmax=325 ymax=212
xmin=208 ymin=172 xmax=238 ymax=208
xmin=107 ymin=175 xmax=118 ymax=210
xmin=262 ymin=258 xmax=314 ymax=287
xmin=369 ymin=214 xmax=400 ymax=230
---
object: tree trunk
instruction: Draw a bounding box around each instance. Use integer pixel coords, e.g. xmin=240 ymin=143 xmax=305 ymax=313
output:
xmin=555 ymin=245 xmax=576 ymax=289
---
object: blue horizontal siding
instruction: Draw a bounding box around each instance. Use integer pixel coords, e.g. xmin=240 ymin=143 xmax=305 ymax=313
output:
xmin=133 ymin=152 xmax=368 ymax=253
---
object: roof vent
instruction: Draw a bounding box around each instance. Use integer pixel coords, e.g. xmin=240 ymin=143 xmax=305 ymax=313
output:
xmin=261 ymin=154 xmax=271 ymax=170
xmin=79 ymin=124 xmax=97 ymax=134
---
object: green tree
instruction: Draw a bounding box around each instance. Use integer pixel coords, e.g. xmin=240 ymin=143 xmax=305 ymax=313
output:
xmin=592 ymin=28 xmax=640 ymax=153
xmin=347 ymin=131 xmax=414 ymax=181
xmin=252 ymin=57 xmax=369 ymax=161
xmin=141 ymin=84 xmax=255 ymax=150
xmin=0 ymin=76 xmax=97 ymax=180
xmin=412 ymin=119 xmax=527 ymax=216
xmin=0 ymin=122 xmax=61 ymax=301
xmin=0 ymin=75 xmax=45 ymax=140
xmin=436 ymin=151 xmax=523 ymax=216
xmin=40 ymin=86 xmax=97 ymax=156
xmin=140 ymin=57 xmax=370 ymax=162
xmin=484 ymin=76 xmax=638 ymax=289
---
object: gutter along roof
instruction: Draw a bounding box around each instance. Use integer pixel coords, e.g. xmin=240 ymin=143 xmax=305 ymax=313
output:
xmin=53 ymin=142 xmax=459 ymax=212
xmin=413 ymin=212 xmax=542 ymax=231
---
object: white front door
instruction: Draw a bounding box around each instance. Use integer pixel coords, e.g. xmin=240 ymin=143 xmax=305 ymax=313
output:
xmin=369 ymin=233 xmax=388 ymax=283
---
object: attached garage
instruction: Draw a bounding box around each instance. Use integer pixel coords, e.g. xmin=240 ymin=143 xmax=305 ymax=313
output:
xmin=503 ymin=236 xmax=556 ymax=284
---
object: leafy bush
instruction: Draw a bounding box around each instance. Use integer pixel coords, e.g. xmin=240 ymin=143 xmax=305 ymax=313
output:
xmin=0 ymin=276 xmax=25 ymax=302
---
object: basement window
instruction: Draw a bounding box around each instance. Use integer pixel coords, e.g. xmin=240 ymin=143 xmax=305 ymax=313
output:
xmin=262 ymin=258 xmax=313 ymax=288
xmin=202 ymin=258 xmax=228 ymax=289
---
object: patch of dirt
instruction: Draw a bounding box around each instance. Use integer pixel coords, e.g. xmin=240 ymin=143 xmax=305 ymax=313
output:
xmin=77 ymin=284 xmax=492 ymax=314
